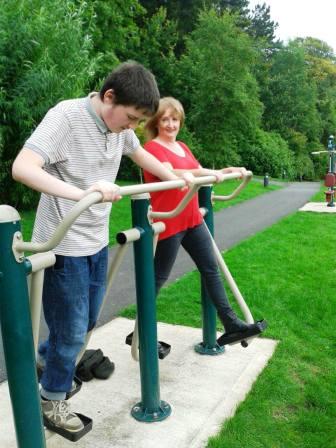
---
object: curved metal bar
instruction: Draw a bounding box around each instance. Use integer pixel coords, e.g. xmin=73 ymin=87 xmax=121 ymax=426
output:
xmin=131 ymin=318 xmax=140 ymax=362
xmin=29 ymin=270 xmax=45 ymax=355
xmin=26 ymin=252 xmax=56 ymax=355
xmin=149 ymin=184 xmax=200 ymax=219
xmin=212 ymin=170 xmax=253 ymax=202
xmin=27 ymin=252 xmax=56 ymax=273
xmin=152 ymin=221 xmax=165 ymax=237
xmin=312 ymin=150 xmax=336 ymax=155
xmin=149 ymin=173 xmax=246 ymax=220
xmin=13 ymin=178 xmax=211 ymax=255
xmin=13 ymin=175 xmax=229 ymax=256
xmin=76 ymin=240 xmax=131 ymax=363
xmin=203 ymin=224 xmax=254 ymax=324
xmin=14 ymin=191 xmax=103 ymax=254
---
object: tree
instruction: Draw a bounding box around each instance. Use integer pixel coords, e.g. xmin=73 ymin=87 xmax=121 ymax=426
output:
xmin=262 ymin=43 xmax=322 ymax=144
xmin=293 ymin=37 xmax=336 ymax=145
xmin=121 ymin=7 xmax=179 ymax=97
xmin=243 ymin=129 xmax=295 ymax=178
xmin=247 ymin=2 xmax=278 ymax=43
xmin=0 ymin=0 xmax=97 ymax=207
xmin=178 ymin=10 xmax=263 ymax=167
xmin=81 ymin=0 xmax=145 ymax=87
xmin=138 ymin=0 xmax=250 ymax=54
xmin=260 ymin=42 xmax=324 ymax=179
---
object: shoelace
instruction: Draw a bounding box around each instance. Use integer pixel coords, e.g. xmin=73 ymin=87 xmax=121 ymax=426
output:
xmin=53 ymin=401 xmax=70 ymax=420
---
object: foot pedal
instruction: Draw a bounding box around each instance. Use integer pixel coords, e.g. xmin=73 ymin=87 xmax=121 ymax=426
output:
xmin=125 ymin=333 xmax=171 ymax=359
xmin=217 ymin=319 xmax=268 ymax=348
xmin=37 ymin=366 xmax=82 ymax=399
xmin=157 ymin=341 xmax=171 ymax=360
xmin=125 ymin=332 xmax=134 ymax=346
xmin=43 ymin=413 xmax=92 ymax=442
xmin=65 ymin=376 xmax=82 ymax=399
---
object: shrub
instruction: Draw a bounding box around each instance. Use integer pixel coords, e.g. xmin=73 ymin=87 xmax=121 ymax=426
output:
xmin=243 ymin=129 xmax=295 ymax=178
xmin=0 ymin=0 xmax=97 ymax=208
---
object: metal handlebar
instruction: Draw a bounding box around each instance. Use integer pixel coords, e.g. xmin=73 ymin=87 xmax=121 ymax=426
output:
xmin=149 ymin=172 xmax=251 ymax=219
xmin=212 ymin=170 xmax=252 ymax=202
xmin=13 ymin=172 xmax=251 ymax=255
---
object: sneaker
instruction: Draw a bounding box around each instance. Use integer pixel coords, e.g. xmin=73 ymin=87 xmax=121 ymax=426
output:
xmin=41 ymin=398 xmax=84 ymax=432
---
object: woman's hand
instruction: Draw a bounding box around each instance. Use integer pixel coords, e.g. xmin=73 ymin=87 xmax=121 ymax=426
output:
xmin=84 ymin=180 xmax=122 ymax=202
xmin=209 ymin=170 xmax=226 ymax=183
xmin=180 ymin=171 xmax=196 ymax=190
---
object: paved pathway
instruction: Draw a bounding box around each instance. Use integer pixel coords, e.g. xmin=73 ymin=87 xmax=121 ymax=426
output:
xmin=0 ymin=181 xmax=320 ymax=382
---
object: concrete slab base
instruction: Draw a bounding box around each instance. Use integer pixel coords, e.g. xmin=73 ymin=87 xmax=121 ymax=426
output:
xmin=0 ymin=318 xmax=277 ymax=448
xmin=299 ymin=202 xmax=336 ymax=213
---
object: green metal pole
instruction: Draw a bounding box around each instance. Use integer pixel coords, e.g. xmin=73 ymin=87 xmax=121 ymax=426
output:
xmin=194 ymin=186 xmax=224 ymax=355
xmin=327 ymin=135 xmax=335 ymax=207
xmin=0 ymin=205 xmax=46 ymax=448
xmin=130 ymin=194 xmax=171 ymax=422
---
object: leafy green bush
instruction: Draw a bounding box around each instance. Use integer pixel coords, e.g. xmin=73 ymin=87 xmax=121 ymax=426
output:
xmin=243 ymin=129 xmax=295 ymax=178
xmin=0 ymin=0 xmax=97 ymax=208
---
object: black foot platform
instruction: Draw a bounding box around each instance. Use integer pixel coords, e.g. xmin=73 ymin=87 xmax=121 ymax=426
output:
xmin=125 ymin=332 xmax=171 ymax=359
xmin=37 ymin=365 xmax=82 ymax=399
xmin=43 ymin=413 xmax=92 ymax=442
xmin=217 ymin=319 xmax=268 ymax=348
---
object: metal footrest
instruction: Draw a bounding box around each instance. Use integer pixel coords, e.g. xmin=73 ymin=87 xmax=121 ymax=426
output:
xmin=37 ymin=365 xmax=82 ymax=399
xmin=125 ymin=332 xmax=171 ymax=359
xmin=43 ymin=413 xmax=92 ymax=442
xmin=217 ymin=319 xmax=268 ymax=348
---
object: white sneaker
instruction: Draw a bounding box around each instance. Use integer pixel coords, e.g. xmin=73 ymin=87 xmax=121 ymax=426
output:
xmin=41 ymin=399 xmax=84 ymax=432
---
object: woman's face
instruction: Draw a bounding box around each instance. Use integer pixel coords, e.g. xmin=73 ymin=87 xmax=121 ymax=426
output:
xmin=157 ymin=108 xmax=181 ymax=141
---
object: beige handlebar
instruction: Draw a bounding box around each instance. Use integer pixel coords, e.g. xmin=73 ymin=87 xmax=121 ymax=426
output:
xmin=212 ymin=170 xmax=252 ymax=202
xmin=13 ymin=172 xmax=252 ymax=255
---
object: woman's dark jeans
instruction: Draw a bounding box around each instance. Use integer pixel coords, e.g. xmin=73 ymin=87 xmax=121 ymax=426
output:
xmin=154 ymin=222 xmax=232 ymax=322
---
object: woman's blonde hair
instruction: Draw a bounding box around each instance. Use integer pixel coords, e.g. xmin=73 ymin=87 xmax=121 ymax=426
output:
xmin=144 ymin=97 xmax=185 ymax=141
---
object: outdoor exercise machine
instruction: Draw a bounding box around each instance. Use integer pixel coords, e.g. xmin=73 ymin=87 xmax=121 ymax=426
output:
xmin=0 ymin=172 xmax=266 ymax=447
xmin=312 ymin=135 xmax=336 ymax=207
xmin=127 ymin=172 xmax=267 ymax=358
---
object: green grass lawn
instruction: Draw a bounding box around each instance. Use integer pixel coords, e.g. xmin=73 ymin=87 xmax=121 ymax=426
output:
xmin=310 ymin=181 xmax=328 ymax=202
xmin=121 ymin=200 xmax=336 ymax=447
xmin=20 ymin=178 xmax=281 ymax=245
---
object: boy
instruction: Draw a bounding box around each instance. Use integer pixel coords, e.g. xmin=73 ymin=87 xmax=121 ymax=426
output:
xmin=12 ymin=61 xmax=186 ymax=433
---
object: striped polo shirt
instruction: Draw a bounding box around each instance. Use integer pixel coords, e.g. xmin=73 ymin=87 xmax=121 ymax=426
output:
xmin=25 ymin=93 xmax=140 ymax=256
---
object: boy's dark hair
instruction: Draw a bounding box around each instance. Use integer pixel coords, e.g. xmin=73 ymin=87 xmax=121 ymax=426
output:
xmin=100 ymin=61 xmax=160 ymax=116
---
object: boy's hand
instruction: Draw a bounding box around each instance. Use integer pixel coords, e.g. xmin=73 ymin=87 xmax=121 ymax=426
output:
xmin=85 ymin=180 xmax=122 ymax=202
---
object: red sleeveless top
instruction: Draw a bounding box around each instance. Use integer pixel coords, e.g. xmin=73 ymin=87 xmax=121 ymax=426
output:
xmin=143 ymin=140 xmax=202 ymax=240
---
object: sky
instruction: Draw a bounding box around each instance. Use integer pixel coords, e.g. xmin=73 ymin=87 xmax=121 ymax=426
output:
xmin=248 ymin=0 xmax=336 ymax=53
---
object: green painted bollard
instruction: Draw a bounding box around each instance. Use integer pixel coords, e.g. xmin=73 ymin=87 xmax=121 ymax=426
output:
xmin=130 ymin=194 xmax=171 ymax=422
xmin=194 ymin=186 xmax=224 ymax=356
xmin=0 ymin=205 xmax=46 ymax=448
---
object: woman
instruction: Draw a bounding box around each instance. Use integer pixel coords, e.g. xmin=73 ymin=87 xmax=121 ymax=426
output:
xmin=143 ymin=97 xmax=257 ymax=342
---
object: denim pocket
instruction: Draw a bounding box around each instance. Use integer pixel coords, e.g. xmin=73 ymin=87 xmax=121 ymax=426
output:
xmin=53 ymin=255 xmax=65 ymax=271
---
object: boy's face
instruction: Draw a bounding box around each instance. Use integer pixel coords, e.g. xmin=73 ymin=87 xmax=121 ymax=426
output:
xmin=101 ymin=90 xmax=148 ymax=133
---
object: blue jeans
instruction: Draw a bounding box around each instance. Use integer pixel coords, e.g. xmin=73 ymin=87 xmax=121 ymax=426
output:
xmin=154 ymin=222 xmax=232 ymax=322
xmin=39 ymin=246 xmax=108 ymax=399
